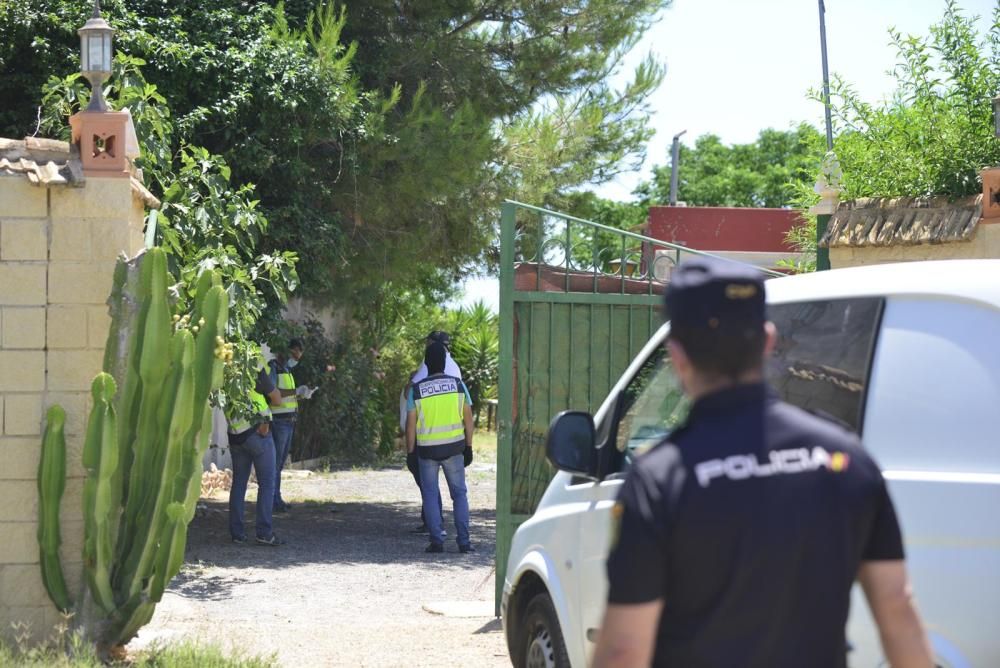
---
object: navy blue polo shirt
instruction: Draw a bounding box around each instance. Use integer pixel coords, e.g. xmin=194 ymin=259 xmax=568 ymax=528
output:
xmin=606 ymin=383 xmax=903 ymax=668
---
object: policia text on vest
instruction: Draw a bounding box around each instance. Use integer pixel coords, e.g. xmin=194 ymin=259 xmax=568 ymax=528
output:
xmin=407 ymin=375 xmax=472 ymax=460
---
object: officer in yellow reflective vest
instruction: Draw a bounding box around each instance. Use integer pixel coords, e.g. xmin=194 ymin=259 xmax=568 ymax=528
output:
xmin=227 ymin=345 xmax=284 ymax=546
xmin=268 ymin=338 xmax=315 ymax=513
xmin=406 ymin=341 xmax=475 ymax=554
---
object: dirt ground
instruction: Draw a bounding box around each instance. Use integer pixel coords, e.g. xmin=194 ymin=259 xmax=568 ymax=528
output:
xmin=133 ymin=461 xmax=510 ymax=667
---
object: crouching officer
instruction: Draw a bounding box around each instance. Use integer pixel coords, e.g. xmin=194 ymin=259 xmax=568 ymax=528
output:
xmin=227 ymin=345 xmax=286 ymax=546
xmin=593 ymin=258 xmax=933 ymax=668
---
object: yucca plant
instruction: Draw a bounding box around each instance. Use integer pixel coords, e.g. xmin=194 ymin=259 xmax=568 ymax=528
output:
xmin=447 ymin=301 xmax=499 ymax=426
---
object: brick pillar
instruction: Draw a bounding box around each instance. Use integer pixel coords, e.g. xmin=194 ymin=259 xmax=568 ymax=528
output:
xmin=0 ymin=161 xmax=145 ymax=640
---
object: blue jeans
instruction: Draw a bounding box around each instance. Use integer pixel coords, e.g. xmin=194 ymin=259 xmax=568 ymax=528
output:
xmin=229 ymin=429 xmax=277 ymax=540
xmin=407 ymin=451 xmax=442 ymax=527
xmin=271 ymin=419 xmax=295 ymax=507
xmin=418 ymin=453 xmax=470 ymax=548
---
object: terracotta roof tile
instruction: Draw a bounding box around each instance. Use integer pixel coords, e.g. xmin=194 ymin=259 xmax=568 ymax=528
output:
xmin=820 ymin=195 xmax=983 ymax=248
xmin=0 ymin=137 xmax=84 ymax=186
xmin=0 ymin=136 xmax=160 ymax=209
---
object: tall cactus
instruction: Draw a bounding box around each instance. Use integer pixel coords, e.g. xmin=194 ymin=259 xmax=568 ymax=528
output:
xmin=36 ymin=247 xmax=229 ymax=648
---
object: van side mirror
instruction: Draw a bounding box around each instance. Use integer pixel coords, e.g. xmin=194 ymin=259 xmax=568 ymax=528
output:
xmin=546 ymin=411 xmax=597 ymax=478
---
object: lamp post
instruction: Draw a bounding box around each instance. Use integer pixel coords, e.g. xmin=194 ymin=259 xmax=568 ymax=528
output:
xmin=78 ymin=0 xmax=114 ymax=112
xmin=818 ymin=0 xmax=834 ymax=152
xmin=70 ymin=0 xmax=129 ymax=177
xmin=993 ymin=95 xmax=1000 ymax=138
xmin=669 ymin=130 xmax=687 ymax=206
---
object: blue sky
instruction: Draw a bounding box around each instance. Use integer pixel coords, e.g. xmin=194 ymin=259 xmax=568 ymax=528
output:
xmin=458 ymin=0 xmax=998 ymax=311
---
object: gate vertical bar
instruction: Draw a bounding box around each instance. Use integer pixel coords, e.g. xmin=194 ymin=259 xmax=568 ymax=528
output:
xmin=496 ymin=201 xmax=517 ymax=616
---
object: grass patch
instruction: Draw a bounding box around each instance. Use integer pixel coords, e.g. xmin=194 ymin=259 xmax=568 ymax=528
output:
xmin=472 ymin=428 xmax=498 ymax=464
xmin=0 ymin=635 xmax=277 ymax=668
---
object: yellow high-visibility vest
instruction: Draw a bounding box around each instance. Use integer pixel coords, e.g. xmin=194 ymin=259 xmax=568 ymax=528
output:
xmin=271 ymin=362 xmax=298 ymax=416
xmin=413 ymin=375 xmax=466 ymax=448
xmin=227 ymin=390 xmax=271 ymax=434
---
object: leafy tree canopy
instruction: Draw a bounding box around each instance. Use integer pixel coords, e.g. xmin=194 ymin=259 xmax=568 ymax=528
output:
xmin=634 ymin=124 xmax=824 ymax=209
xmin=36 ymin=56 xmax=301 ymax=415
xmin=785 ymin=1 xmax=1000 ymax=270
xmin=821 ymin=0 xmax=1000 ymax=199
xmin=0 ymin=0 xmax=669 ymax=308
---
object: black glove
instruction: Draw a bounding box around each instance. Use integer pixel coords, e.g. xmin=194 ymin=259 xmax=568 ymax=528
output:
xmin=463 ymin=444 xmax=473 ymax=468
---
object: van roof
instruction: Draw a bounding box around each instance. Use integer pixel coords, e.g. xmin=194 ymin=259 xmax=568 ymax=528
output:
xmin=764 ymin=259 xmax=1000 ymax=310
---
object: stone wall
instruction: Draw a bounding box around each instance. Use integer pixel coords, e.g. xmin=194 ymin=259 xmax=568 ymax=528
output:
xmin=0 ymin=172 xmax=145 ymax=641
xmin=830 ymin=221 xmax=1000 ymax=268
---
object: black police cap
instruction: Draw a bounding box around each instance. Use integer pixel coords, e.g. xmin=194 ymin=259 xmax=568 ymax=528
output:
xmin=426 ymin=330 xmax=451 ymax=347
xmin=664 ymin=257 xmax=766 ymax=332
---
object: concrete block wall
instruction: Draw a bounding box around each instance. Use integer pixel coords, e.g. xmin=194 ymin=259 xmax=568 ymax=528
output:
xmin=829 ymin=222 xmax=1000 ymax=268
xmin=0 ymin=173 xmax=145 ymax=641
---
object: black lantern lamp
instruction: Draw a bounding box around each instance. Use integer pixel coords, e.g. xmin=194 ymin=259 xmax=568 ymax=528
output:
xmin=78 ymin=0 xmax=114 ymax=112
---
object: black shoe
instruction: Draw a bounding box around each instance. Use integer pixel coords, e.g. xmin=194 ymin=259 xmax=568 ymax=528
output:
xmin=256 ymin=534 xmax=286 ymax=546
xmin=274 ymin=503 xmax=289 ymax=514
xmin=425 ymin=543 xmax=444 ymax=554
xmin=459 ymin=544 xmax=476 ymax=554
xmin=411 ymin=524 xmax=429 ymax=534
xmin=232 ymin=535 xmax=248 ymax=544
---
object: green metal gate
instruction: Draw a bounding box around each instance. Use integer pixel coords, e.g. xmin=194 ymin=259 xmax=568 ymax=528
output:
xmin=494 ymin=200 xmax=754 ymax=612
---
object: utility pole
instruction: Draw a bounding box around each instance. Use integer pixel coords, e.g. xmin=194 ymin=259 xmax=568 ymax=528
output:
xmin=669 ymin=130 xmax=687 ymax=206
xmin=818 ymin=0 xmax=834 ymax=152
xmin=815 ymin=0 xmax=835 ymax=270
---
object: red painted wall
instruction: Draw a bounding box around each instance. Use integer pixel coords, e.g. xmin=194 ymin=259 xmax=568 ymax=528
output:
xmin=647 ymin=206 xmax=802 ymax=252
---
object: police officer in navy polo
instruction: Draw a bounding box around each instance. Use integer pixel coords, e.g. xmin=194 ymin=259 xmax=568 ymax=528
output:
xmin=593 ymin=258 xmax=933 ymax=668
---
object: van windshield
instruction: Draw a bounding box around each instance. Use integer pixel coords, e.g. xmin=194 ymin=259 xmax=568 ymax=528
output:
xmin=614 ymin=346 xmax=689 ymax=466
xmin=611 ymin=296 xmax=882 ymax=472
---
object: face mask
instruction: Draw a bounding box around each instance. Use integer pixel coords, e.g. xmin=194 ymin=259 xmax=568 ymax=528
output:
xmin=287 ymin=358 xmax=299 ymax=369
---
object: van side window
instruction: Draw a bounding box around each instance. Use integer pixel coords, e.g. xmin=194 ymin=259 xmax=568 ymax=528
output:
xmin=612 ymin=346 xmax=689 ymax=473
xmin=863 ymin=297 xmax=1000 ymax=472
xmin=767 ymin=298 xmax=883 ymax=432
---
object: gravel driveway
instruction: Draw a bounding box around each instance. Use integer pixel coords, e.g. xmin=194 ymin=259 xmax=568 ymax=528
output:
xmin=133 ymin=462 xmax=510 ymax=667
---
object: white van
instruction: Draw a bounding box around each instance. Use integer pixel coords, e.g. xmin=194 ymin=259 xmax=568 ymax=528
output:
xmin=501 ymin=260 xmax=1000 ymax=668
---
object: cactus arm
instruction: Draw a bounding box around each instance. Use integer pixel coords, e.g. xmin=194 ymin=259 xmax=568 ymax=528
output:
xmin=38 ymin=406 xmax=72 ymax=613
xmin=119 ymin=330 xmax=196 ymax=604
xmin=82 ymin=374 xmax=119 ymax=613
xmin=192 ymin=287 xmax=227 ymax=406
xmin=181 ymin=404 xmax=215 ymax=524
xmin=116 ymin=249 xmax=173 ymax=586
xmin=190 ymin=269 xmax=215 ymax=326
xmin=138 ymin=249 xmax=172 ymax=386
xmin=112 ymin=592 xmax=156 ymax=645
xmin=101 ymin=259 xmax=130 ymax=377
xmin=147 ymin=503 xmax=187 ymax=603
xmin=175 ymin=287 xmax=228 ymax=519
xmin=109 ymin=293 xmax=147 ymax=546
